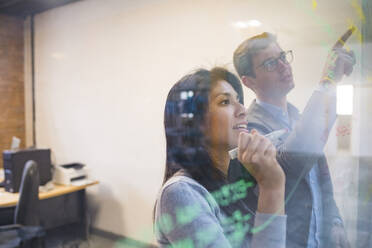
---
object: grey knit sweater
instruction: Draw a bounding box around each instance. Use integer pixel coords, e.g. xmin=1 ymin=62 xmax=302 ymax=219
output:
xmin=154 ymin=175 xmax=286 ymax=248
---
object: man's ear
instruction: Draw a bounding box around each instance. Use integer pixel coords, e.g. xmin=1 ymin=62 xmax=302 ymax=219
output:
xmin=241 ymin=75 xmax=256 ymax=89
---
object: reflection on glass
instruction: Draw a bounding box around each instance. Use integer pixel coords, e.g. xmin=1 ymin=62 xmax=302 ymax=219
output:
xmin=337 ymin=85 xmax=354 ymax=115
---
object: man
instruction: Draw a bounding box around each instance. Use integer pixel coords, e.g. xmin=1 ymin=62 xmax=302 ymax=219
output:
xmin=232 ymin=31 xmax=355 ymax=247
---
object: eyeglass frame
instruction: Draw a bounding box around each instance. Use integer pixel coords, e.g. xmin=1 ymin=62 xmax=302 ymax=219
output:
xmin=255 ymin=50 xmax=293 ymax=72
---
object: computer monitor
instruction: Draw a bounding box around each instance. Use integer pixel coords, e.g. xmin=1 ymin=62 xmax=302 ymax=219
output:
xmin=3 ymin=149 xmax=52 ymax=193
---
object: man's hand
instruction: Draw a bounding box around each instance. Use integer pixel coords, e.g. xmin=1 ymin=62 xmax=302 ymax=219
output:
xmin=331 ymin=223 xmax=351 ymax=248
xmin=321 ymin=27 xmax=356 ymax=85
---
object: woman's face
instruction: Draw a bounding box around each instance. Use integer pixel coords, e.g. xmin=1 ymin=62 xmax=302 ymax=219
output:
xmin=203 ymin=80 xmax=247 ymax=151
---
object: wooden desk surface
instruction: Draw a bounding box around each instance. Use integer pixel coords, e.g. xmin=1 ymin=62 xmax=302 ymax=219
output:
xmin=0 ymin=181 xmax=99 ymax=207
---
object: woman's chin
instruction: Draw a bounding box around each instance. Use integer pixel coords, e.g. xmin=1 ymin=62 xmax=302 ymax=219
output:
xmin=228 ymin=143 xmax=238 ymax=151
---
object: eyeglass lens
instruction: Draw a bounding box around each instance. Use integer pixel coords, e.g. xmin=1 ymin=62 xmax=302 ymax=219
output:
xmin=264 ymin=51 xmax=292 ymax=71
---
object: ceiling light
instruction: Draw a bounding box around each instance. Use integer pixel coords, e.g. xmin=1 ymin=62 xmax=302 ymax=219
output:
xmin=233 ymin=20 xmax=262 ymax=29
xmin=247 ymin=20 xmax=262 ymax=27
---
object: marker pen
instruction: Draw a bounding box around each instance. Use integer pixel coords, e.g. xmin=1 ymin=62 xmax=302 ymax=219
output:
xmin=229 ymin=129 xmax=288 ymax=160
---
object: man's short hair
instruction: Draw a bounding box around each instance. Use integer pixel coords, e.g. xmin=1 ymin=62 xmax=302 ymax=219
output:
xmin=233 ymin=32 xmax=277 ymax=78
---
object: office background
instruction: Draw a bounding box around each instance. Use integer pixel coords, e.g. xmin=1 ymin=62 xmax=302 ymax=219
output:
xmin=1 ymin=0 xmax=371 ymax=246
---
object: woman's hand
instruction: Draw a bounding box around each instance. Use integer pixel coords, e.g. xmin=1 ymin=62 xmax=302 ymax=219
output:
xmin=237 ymin=129 xmax=284 ymax=190
xmin=237 ymin=129 xmax=285 ymax=214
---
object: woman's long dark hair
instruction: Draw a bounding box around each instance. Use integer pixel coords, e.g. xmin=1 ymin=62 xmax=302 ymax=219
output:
xmin=160 ymin=67 xmax=246 ymax=214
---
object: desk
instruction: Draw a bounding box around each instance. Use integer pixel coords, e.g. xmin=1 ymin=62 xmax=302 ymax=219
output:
xmin=0 ymin=181 xmax=98 ymax=237
xmin=0 ymin=181 xmax=98 ymax=207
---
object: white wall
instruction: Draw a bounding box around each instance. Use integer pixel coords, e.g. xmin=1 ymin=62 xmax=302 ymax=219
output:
xmin=30 ymin=0 xmax=361 ymax=243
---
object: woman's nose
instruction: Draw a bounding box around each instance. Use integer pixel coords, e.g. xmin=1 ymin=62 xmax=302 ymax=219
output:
xmin=235 ymin=102 xmax=247 ymax=118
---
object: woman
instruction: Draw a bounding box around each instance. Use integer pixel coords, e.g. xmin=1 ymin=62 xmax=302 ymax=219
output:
xmin=154 ymin=67 xmax=286 ymax=247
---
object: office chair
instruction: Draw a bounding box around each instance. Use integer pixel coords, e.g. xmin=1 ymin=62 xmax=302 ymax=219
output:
xmin=0 ymin=160 xmax=45 ymax=248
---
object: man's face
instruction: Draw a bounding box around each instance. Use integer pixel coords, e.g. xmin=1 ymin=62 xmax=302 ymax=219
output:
xmin=249 ymin=42 xmax=294 ymax=98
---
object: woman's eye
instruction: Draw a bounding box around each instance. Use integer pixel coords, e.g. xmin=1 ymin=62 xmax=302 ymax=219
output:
xmin=220 ymin=99 xmax=230 ymax=105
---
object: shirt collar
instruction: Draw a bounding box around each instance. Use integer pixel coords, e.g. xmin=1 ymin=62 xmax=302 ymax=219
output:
xmin=256 ymin=99 xmax=289 ymax=123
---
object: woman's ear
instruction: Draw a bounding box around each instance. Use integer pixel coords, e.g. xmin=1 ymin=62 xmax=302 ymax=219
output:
xmin=199 ymin=114 xmax=208 ymax=134
xmin=199 ymin=113 xmax=211 ymax=144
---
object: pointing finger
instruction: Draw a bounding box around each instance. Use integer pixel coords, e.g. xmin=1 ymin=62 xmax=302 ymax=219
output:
xmin=333 ymin=26 xmax=355 ymax=50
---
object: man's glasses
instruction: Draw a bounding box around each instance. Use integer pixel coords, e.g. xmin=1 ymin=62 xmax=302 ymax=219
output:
xmin=256 ymin=50 xmax=293 ymax=72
